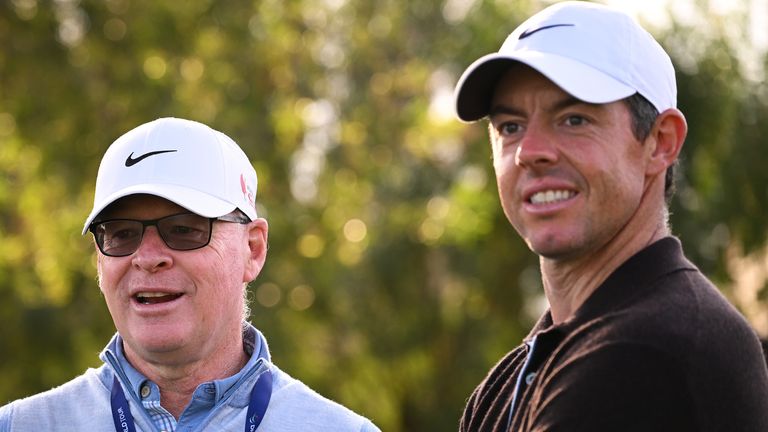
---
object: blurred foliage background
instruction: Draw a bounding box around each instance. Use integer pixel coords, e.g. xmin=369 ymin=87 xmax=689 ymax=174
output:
xmin=1 ymin=0 xmax=767 ymax=430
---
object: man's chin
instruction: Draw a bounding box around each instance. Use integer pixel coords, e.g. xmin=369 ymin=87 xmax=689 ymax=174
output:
xmin=123 ymin=330 xmax=192 ymax=358
xmin=527 ymin=238 xmax=583 ymax=262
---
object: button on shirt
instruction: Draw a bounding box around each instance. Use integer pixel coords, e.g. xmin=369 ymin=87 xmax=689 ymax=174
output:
xmin=112 ymin=329 xmax=267 ymax=432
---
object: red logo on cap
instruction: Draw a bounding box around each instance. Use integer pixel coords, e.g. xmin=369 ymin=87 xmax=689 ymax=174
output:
xmin=240 ymin=173 xmax=256 ymax=209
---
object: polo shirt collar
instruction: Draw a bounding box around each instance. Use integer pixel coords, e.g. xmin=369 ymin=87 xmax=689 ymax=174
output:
xmin=524 ymin=236 xmax=696 ymax=342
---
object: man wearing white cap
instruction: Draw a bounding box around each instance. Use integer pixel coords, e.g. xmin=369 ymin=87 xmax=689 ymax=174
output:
xmin=454 ymin=2 xmax=768 ymax=431
xmin=0 ymin=117 xmax=380 ymax=432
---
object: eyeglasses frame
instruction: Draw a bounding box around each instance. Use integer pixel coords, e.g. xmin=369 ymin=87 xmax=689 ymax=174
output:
xmin=88 ymin=211 xmax=251 ymax=257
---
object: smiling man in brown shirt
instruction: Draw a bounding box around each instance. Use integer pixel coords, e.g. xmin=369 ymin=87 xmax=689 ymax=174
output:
xmin=453 ymin=2 xmax=768 ymax=431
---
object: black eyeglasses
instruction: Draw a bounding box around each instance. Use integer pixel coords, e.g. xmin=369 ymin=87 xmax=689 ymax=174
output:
xmin=89 ymin=212 xmax=251 ymax=257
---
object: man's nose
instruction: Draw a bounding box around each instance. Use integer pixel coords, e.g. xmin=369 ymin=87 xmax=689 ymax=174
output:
xmin=515 ymin=123 xmax=559 ymax=169
xmin=131 ymin=226 xmax=173 ymax=272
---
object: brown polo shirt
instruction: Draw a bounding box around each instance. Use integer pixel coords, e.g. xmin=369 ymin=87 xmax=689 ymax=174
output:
xmin=460 ymin=237 xmax=768 ymax=432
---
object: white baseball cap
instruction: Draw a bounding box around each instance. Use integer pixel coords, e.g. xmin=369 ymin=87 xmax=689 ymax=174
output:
xmin=82 ymin=117 xmax=258 ymax=234
xmin=454 ymin=1 xmax=676 ymax=122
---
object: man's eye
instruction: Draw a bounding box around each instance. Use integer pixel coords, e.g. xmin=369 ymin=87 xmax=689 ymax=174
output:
xmin=499 ymin=122 xmax=521 ymax=135
xmin=170 ymin=225 xmax=199 ymax=235
xmin=564 ymin=115 xmax=588 ymax=126
xmin=113 ymin=229 xmax=139 ymax=240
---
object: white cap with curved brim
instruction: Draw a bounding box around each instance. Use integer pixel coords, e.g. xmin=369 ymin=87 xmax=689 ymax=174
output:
xmin=454 ymin=1 xmax=676 ymax=122
xmin=82 ymin=117 xmax=258 ymax=234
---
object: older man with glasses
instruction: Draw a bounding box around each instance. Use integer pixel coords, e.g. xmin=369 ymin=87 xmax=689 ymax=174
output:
xmin=0 ymin=117 xmax=380 ymax=432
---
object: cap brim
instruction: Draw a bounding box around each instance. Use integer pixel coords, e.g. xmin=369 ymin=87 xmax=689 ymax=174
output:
xmin=455 ymin=51 xmax=637 ymax=122
xmin=81 ymin=184 xmax=238 ymax=234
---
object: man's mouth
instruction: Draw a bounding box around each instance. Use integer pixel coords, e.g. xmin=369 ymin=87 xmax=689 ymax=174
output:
xmin=529 ymin=189 xmax=576 ymax=205
xmin=135 ymin=292 xmax=183 ymax=305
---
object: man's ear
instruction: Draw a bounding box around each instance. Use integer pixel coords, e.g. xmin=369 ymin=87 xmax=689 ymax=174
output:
xmin=645 ymin=108 xmax=687 ymax=177
xmin=243 ymin=218 xmax=268 ymax=283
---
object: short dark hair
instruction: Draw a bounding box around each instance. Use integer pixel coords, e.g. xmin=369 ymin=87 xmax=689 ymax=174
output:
xmin=624 ymin=93 xmax=676 ymax=203
xmin=762 ymin=338 xmax=768 ymax=367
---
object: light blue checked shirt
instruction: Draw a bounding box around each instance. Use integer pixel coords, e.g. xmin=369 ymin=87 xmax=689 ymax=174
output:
xmin=0 ymin=323 xmax=380 ymax=432
xmin=111 ymin=331 xmax=266 ymax=432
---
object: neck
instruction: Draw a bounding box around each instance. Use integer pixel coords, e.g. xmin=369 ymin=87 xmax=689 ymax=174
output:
xmin=541 ymin=205 xmax=669 ymax=325
xmin=123 ymin=334 xmax=249 ymax=419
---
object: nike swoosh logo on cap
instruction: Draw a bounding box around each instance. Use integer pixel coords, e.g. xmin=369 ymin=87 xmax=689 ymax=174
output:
xmin=124 ymin=150 xmax=178 ymax=167
xmin=519 ymin=23 xmax=574 ymax=40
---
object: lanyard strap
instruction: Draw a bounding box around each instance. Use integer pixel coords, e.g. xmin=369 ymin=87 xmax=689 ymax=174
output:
xmin=111 ymin=376 xmax=137 ymax=432
xmin=110 ymin=369 xmax=273 ymax=432
xmin=244 ymin=369 xmax=273 ymax=431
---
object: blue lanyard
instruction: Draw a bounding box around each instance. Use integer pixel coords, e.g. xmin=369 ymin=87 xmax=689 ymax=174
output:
xmin=110 ymin=369 xmax=273 ymax=432
xmin=111 ymin=375 xmax=136 ymax=432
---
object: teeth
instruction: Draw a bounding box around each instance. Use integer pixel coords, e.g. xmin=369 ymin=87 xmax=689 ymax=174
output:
xmin=530 ymin=190 xmax=575 ymax=205
xmin=136 ymin=292 xmax=171 ymax=298
xmin=135 ymin=292 xmax=182 ymax=305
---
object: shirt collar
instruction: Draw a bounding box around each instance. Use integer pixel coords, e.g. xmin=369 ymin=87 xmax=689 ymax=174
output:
xmin=100 ymin=322 xmax=271 ymax=403
xmin=524 ymin=236 xmax=696 ymax=342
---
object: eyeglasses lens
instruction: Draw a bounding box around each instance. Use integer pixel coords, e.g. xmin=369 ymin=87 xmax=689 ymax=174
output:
xmin=94 ymin=214 xmax=213 ymax=257
xmin=157 ymin=214 xmax=211 ymax=250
